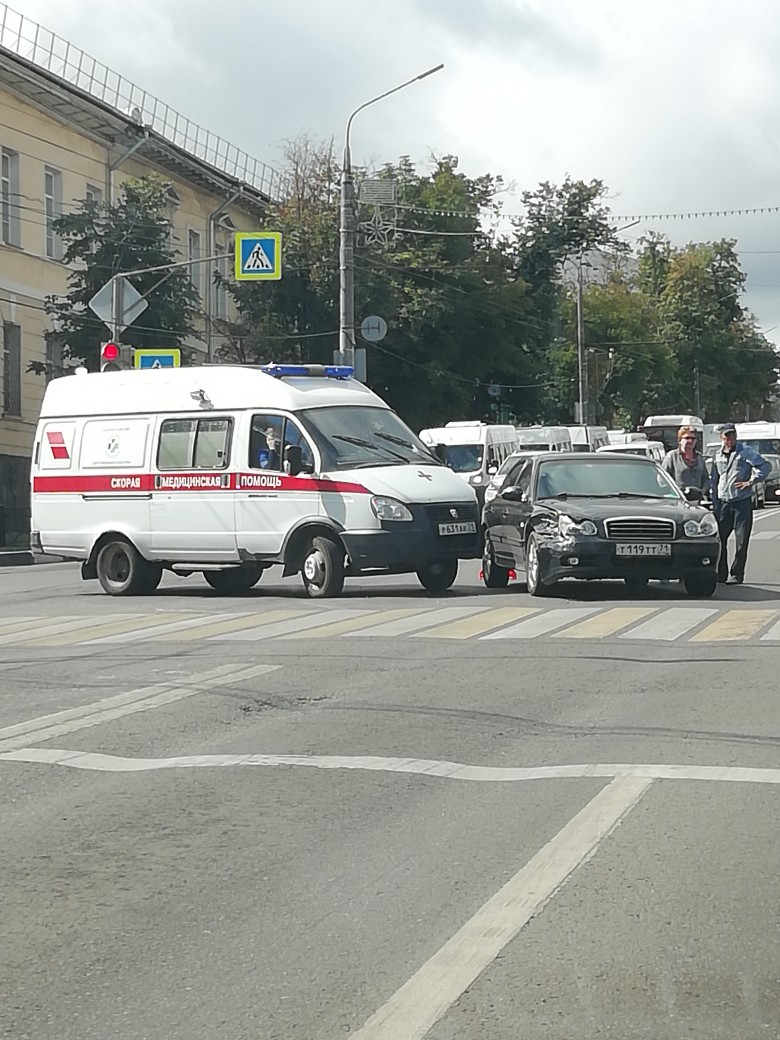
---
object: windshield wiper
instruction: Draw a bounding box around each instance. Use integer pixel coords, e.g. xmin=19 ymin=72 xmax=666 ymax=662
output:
xmin=333 ymin=434 xmax=408 ymax=463
xmin=540 ymin=492 xmax=668 ymax=500
xmin=374 ymin=431 xmax=440 ymax=463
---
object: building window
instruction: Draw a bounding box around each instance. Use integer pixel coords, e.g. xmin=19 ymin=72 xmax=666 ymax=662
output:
xmin=85 ymin=184 xmax=103 ymax=208
xmin=188 ymin=228 xmax=202 ymax=297
xmin=214 ymin=246 xmax=229 ymax=319
xmin=44 ymin=166 xmax=63 ymax=260
xmin=45 ymin=335 xmax=65 ymax=382
xmin=166 ymin=185 xmax=180 ymax=246
xmin=1 ymin=148 xmax=20 ymax=248
xmin=3 ymin=322 xmax=22 ymax=417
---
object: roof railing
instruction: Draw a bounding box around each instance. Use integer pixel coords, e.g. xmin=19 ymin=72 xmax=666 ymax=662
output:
xmin=0 ymin=2 xmax=285 ymax=201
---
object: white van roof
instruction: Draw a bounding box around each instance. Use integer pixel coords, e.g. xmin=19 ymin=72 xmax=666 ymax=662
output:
xmin=420 ymin=424 xmax=516 ymax=444
xmin=643 ymin=414 xmax=703 ymax=428
xmin=39 ymin=365 xmax=382 ymax=419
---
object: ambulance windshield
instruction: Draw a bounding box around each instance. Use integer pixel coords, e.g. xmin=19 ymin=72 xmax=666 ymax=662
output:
xmin=300 ymin=406 xmax=439 ymax=470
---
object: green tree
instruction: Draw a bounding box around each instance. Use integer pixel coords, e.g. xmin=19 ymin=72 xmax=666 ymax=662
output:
xmin=640 ymin=237 xmax=778 ymax=419
xmin=38 ymin=175 xmax=199 ymax=372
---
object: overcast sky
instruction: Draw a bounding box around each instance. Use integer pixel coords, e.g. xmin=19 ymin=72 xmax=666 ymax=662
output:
xmin=17 ymin=0 xmax=780 ymax=342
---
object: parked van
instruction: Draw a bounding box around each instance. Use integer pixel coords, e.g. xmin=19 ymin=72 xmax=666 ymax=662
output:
xmin=566 ymin=425 xmax=609 ymax=452
xmin=514 ymin=425 xmax=572 ymax=453
xmin=596 ymin=439 xmax=666 ymax=463
xmin=735 ymin=421 xmax=780 ymax=456
xmin=642 ymin=414 xmax=704 ymax=453
xmin=31 ymin=364 xmax=481 ymax=597
xmin=418 ymin=422 xmax=518 ymax=506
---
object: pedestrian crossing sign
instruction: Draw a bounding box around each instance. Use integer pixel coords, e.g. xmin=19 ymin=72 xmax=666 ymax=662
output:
xmin=234 ymin=232 xmax=283 ymax=281
xmin=134 ymin=348 xmax=181 ymax=369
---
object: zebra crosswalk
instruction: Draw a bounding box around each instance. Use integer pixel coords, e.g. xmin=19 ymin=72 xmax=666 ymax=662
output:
xmin=5 ymin=603 xmax=780 ymax=646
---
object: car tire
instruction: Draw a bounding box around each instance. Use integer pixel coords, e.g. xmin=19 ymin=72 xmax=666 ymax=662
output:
xmin=96 ymin=538 xmax=156 ymax=597
xmin=624 ymin=577 xmax=649 ymax=594
xmin=684 ymin=572 xmax=718 ymax=598
xmin=482 ymin=537 xmax=509 ymax=589
xmin=301 ymin=536 xmax=345 ymax=599
xmin=525 ymin=533 xmax=553 ymax=597
xmin=204 ymin=566 xmax=264 ymax=594
xmin=417 ymin=558 xmax=458 ymax=593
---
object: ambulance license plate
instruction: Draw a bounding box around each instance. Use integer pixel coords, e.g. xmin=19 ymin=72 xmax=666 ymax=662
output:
xmin=438 ymin=521 xmax=477 ymax=536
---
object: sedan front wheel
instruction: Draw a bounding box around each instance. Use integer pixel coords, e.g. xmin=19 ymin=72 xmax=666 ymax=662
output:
xmin=525 ymin=532 xmax=554 ymax=597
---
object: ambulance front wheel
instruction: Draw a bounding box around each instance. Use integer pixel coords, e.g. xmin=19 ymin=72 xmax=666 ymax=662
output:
xmin=417 ymin=558 xmax=458 ymax=593
xmin=96 ymin=538 xmax=161 ymax=596
xmin=301 ymin=536 xmax=345 ymax=598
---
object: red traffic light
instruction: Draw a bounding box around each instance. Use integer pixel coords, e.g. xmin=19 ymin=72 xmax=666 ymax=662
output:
xmin=102 ymin=342 xmax=120 ymax=361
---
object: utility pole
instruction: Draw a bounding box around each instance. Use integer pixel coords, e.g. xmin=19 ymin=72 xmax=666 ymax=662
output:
xmin=338 ymin=64 xmax=444 ymax=368
xmin=694 ymin=360 xmax=701 ymax=416
xmin=576 ymin=260 xmax=588 ymax=424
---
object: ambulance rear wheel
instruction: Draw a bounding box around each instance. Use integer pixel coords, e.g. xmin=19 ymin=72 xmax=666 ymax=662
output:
xmin=203 ymin=567 xmax=263 ymax=594
xmin=417 ymin=558 xmax=458 ymax=593
xmin=96 ymin=538 xmax=156 ymax=597
xmin=301 ymin=536 xmax=345 ymax=598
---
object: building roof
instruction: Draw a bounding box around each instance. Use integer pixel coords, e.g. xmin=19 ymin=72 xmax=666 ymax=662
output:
xmin=0 ymin=3 xmax=284 ymax=213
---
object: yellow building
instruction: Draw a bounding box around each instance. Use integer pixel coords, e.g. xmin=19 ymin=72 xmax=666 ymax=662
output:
xmin=0 ymin=4 xmax=282 ymax=537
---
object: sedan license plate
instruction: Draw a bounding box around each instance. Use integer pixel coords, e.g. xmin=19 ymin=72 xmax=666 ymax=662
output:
xmin=438 ymin=521 xmax=477 ymax=536
xmin=615 ymin=543 xmax=672 ymax=557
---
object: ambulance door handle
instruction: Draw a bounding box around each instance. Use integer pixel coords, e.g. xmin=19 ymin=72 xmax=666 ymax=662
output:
xmin=248 ymin=493 xmax=278 ymax=499
xmin=82 ymin=493 xmax=152 ymax=501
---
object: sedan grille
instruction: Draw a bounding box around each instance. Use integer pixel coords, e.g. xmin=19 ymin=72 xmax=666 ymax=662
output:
xmin=604 ymin=517 xmax=676 ymax=541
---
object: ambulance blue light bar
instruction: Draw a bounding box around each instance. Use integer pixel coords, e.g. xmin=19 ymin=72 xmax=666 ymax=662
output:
xmin=260 ymin=364 xmax=354 ymax=380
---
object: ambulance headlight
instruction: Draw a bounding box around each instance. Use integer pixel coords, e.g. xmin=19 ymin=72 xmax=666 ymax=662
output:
xmin=371 ymin=496 xmax=413 ymax=522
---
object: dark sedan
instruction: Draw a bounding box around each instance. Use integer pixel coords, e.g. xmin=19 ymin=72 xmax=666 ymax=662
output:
xmin=481 ymin=452 xmax=720 ymax=597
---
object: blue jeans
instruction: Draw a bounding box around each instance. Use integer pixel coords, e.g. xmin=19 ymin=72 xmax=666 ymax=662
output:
xmin=716 ymin=499 xmax=753 ymax=581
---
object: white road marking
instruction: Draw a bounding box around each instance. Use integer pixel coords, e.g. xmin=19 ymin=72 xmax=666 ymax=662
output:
xmin=83 ymin=612 xmax=225 ymax=644
xmin=211 ymin=608 xmax=365 ymax=640
xmin=751 ymin=530 xmax=780 ymax=540
xmin=481 ymin=606 xmax=599 ymax=639
xmin=620 ymin=607 xmax=716 ymax=641
xmin=6 ymin=752 xmax=780 ymax=786
xmin=351 ymin=606 xmax=487 ymax=638
xmin=346 ymin=775 xmax=651 ymax=1040
xmin=0 ymin=663 xmax=279 ymax=753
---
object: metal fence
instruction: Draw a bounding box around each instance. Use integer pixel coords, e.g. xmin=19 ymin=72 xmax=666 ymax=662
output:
xmin=0 ymin=505 xmax=30 ymax=547
xmin=0 ymin=3 xmax=285 ymax=201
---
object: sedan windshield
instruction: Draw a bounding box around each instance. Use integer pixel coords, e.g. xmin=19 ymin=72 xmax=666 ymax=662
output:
xmin=536 ymin=459 xmax=680 ymax=500
xmin=299 ymin=406 xmax=437 ymax=470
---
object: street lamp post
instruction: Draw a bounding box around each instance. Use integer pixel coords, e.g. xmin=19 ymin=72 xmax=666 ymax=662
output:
xmin=338 ymin=63 xmax=444 ymax=368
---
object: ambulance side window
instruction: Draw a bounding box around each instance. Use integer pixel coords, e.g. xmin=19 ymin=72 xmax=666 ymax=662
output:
xmin=282 ymin=419 xmax=315 ymax=472
xmin=249 ymin=414 xmax=285 ymax=470
xmin=158 ymin=418 xmax=232 ymax=470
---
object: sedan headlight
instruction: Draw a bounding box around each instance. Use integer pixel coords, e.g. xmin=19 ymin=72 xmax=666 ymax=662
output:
xmin=684 ymin=514 xmax=718 ymax=537
xmin=558 ymin=514 xmax=598 ymax=537
xmin=371 ymin=496 xmax=413 ymax=522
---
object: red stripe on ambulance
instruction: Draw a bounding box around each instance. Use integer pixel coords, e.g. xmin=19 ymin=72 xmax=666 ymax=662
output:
xmin=32 ymin=473 xmax=371 ymax=495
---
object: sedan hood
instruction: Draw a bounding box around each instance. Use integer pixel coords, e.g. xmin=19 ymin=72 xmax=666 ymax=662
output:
xmin=539 ymin=496 xmax=706 ymax=524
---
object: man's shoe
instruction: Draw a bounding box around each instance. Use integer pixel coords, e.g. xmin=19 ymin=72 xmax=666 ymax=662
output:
xmin=728 ymin=575 xmax=744 ymax=584
xmin=717 ymin=576 xmax=728 ymax=584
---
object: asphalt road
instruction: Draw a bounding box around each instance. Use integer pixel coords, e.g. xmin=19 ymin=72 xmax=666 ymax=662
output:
xmin=2 ymin=508 xmax=780 ymax=1039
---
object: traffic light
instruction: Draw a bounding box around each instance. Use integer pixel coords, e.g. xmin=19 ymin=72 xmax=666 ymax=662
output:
xmin=100 ymin=342 xmax=132 ymax=371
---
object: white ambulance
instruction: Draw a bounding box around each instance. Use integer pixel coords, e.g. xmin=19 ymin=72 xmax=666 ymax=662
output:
xmin=31 ymin=364 xmax=480 ymax=598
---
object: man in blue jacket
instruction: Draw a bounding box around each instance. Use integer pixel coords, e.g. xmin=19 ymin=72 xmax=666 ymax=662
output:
xmin=710 ymin=422 xmax=770 ymax=584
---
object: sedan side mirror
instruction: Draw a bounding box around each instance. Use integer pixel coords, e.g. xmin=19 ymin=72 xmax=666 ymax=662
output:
xmin=502 ymin=485 xmax=527 ymax=502
xmin=682 ymin=486 xmax=703 ymax=503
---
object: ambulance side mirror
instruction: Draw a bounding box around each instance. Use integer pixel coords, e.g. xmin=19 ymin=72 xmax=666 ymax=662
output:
xmin=284 ymin=444 xmax=303 ymax=476
xmin=433 ymin=443 xmax=447 ymax=464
